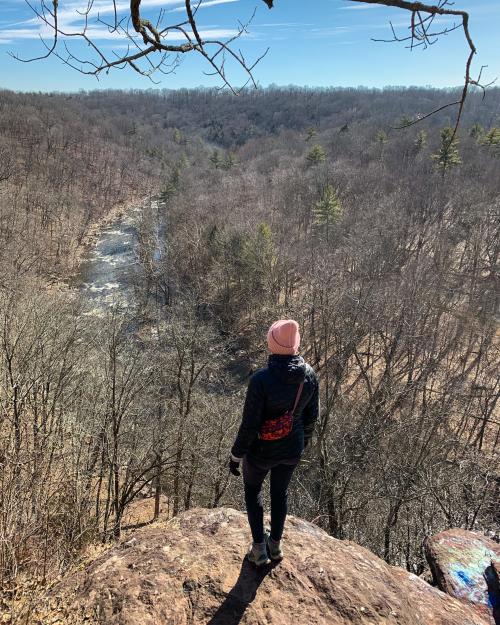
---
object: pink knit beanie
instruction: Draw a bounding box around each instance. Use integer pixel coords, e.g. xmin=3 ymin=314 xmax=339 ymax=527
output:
xmin=267 ymin=319 xmax=300 ymax=355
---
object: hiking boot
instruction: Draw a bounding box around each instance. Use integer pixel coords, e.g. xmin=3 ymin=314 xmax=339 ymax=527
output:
xmin=265 ymin=530 xmax=283 ymax=561
xmin=247 ymin=541 xmax=270 ymax=567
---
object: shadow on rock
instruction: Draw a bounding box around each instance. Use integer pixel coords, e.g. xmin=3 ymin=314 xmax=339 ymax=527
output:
xmin=207 ymin=558 xmax=277 ymax=625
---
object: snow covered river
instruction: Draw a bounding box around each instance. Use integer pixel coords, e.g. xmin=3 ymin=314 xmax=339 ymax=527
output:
xmin=76 ymin=204 xmax=142 ymax=312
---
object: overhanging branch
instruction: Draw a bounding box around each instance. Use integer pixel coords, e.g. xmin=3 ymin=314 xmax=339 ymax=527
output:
xmin=14 ymin=0 xmax=490 ymax=110
xmin=337 ymin=1 xmax=489 ymax=142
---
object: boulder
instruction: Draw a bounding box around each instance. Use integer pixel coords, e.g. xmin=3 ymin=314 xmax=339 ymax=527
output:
xmin=425 ymin=528 xmax=500 ymax=624
xmin=493 ymin=558 xmax=500 ymax=583
xmin=40 ymin=509 xmax=490 ymax=625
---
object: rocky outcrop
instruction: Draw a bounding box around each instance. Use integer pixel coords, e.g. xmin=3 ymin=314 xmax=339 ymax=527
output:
xmin=425 ymin=528 xmax=500 ymax=624
xmin=493 ymin=558 xmax=500 ymax=584
xmin=40 ymin=508 xmax=491 ymax=625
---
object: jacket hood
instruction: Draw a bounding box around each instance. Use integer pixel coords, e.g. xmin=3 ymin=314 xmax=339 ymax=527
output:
xmin=268 ymin=354 xmax=306 ymax=384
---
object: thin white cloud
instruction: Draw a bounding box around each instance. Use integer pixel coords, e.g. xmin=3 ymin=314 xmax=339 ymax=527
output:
xmin=0 ymin=0 xmax=243 ymax=45
xmin=24 ymin=0 xmax=234 ymax=24
xmin=55 ymin=0 xmax=185 ymax=24
xmin=0 ymin=22 xmax=240 ymax=44
xmin=339 ymin=3 xmax=383 ymax=9
xmin=171 ymin=0 xmax=239 ymax=11
xmin=0 ymin=27 xmax=39 ymax=42
xmin=0 ymin=0 xmax=184 ymax=33
xmin=170 ymin=27 xmax=240 ymax=39
xmin=257 ymin=22 xmax=315 ymax=27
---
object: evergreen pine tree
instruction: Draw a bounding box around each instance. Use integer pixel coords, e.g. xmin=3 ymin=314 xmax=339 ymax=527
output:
xmin=222 ymin=153 xmax=237 ymax=170
xmin=375 ymin=130 xmax=388 ymax=145
xmin=414 ymin=130 xmax=427 ymax=152
xmin=160 ymin=167 xmax=180 ymax=202
xmin=481 ymin=127 xmax=500 ymax=153
xmin=305 ymin=127 xmax=318 ymax=141
xmin=469 ymin=123 xmax=484 ymax=141
xmin=172 ymin=128 xmax=183 ymax=144
xmin=210 ymin=150 xmax=222 ymax=169
xmin=313 ymin=185 xmax=342 ymax=242
xmin=241 ymin=223 xmax=276 ymax=298
xmin=306 ymin=144 xmax=327 ymax=165
xmin=432 ymin=127 xmax=461 ymax=175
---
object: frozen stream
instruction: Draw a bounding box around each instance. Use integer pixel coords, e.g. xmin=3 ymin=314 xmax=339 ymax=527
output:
xmin=75 ymin=198 xmax=165 ymax=316
xmin=77 ymin=205 xmax=142 ymax=312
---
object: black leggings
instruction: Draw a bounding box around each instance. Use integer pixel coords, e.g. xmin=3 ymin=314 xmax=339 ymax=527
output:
xmin=243 ymin=458 xmax=297 ymax=544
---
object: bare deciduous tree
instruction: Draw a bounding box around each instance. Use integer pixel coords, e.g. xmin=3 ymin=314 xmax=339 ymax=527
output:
xmin=16 ymin=0 xmax=491 ymax=120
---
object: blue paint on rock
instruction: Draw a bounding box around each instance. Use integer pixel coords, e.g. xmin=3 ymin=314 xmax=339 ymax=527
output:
xmin=457 ymin=570 xmax=473 ymax=587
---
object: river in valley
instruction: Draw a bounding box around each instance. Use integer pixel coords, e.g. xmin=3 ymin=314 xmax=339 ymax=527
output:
xmin=75 ymin=198 xmax=164 ymax=315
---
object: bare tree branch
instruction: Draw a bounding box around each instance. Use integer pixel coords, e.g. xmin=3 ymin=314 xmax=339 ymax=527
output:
xmin=14 ymin=0 xmax=267 ymax=93
xmin=14 ymin=0 xmax=490 ymax=115
xmin=340 ymin=0 xmax=491 ymax=149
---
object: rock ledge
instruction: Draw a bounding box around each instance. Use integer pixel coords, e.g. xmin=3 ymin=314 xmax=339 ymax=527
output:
xmin=44 ymin=508 xmax=491 ymax=625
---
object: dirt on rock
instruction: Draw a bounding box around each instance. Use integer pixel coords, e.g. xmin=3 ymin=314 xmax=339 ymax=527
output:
xmin=39 ymin=508 xmax=491 ymax=625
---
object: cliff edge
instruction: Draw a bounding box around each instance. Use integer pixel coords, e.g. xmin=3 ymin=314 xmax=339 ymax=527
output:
xmin=38 ymin=508 xmax=497 ymax=625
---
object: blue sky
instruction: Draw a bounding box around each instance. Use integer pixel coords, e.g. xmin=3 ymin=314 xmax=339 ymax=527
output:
xmin=0 ymin=0 xmax=499 ymax=91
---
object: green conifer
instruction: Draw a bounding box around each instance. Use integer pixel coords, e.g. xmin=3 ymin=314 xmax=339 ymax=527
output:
xmin=313 ymin=185 xmax=342 ymax=242
xmin=306 ymin=127 xmax=318 ymax=141
xmin=160 ymin=167 xmax=180 ymax=202
xmin=241 ymin=223 xmax=276 ymax=295
xmin=399 ymin=115 xmax=413 ymax=127
xmin=222 ymin=153 xmax=237 ymax=170
xmin=481 ymin=127 xmax=500 ymax=153
xmin=173 ymin=128 xmax=183 ymax=144
xmin=210 ymin=150 xmax=222 ymax=169
xmin=432 ymin=127 xmax=461 ymax=175
xmin=306 ymin=144 xmax=327 ymax=165
xmin=469 ymin=123 xmax=484 ymax=141
xmin=414 ymin=130 xmax=427 ymax=152
xmin=375 ymin=130 xmax=388 ymax=145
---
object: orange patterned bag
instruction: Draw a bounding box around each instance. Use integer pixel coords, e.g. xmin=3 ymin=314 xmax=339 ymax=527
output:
xmin=259 ymin=382 xmax=304 ymax=441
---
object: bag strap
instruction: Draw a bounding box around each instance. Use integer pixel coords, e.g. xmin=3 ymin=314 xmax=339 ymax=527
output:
xmin=291 ymin=381 xmax=304 ymax=415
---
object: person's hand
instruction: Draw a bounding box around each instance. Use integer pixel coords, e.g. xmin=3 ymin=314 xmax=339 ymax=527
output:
xmin=229 ymin=457 xmax=241 ymax=476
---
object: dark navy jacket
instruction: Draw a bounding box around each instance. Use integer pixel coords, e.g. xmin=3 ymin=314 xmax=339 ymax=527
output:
xmin=231 ymin=354 xmax=319 ymax=464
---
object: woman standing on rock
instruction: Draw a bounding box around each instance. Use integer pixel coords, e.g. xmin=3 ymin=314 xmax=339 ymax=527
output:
xmin=229 ymin=319 xmax=319 ymax=566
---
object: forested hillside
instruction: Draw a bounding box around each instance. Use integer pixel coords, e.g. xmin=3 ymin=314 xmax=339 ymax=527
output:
xmin=0 ymin=87 xmax=498 ymax=618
